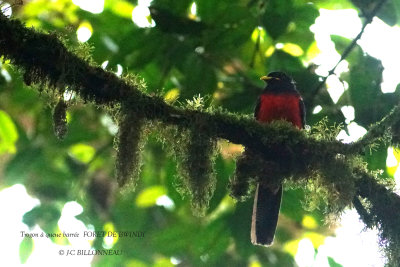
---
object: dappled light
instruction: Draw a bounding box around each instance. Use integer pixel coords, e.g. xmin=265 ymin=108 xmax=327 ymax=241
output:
xmin=0 ymin=1 xmax=11 ymax=17
xmin=72 ymin=0 xmax=104 ymax=14
xmin=336 ymin=122 xmax=367 ymax=143
xmin=312 ymin=105 xmax=322 ymax=114
xmin=131 ymin=0 xmax=155 ymax=28
xmin=326 ymin=75 xmax=346 ymax=103
xmin=1 ymin=0 xmax=400 ymax=266
xmin=76 ymin=22 xmax=92 ymax=43
xmin=156 ymin=195 xmax=175 ymax=210
xmin=340 ymin=106 xmax=355 ymax=123
xmin=295 ymin=238 xmax=315 ymax=267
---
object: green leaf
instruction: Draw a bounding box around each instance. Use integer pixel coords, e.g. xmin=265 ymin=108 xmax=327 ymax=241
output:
xmin=135 ymin=185 xmax=167 ymax=207
xmin=151 ymin=0 xmax=192 ymax=15
xmin=262 ymin=0 xmax=294 ymax=39
xmin=149 ymin=6 xmax=206 ymax=35
xmin=280 ymin=3 xmax=320 ymax=51
xmin=19 ymin=237 xmax=34 ymax=264
xmin=4 ymin=147 xmax=42 ymax=185
xmin=125 ymin=259 xmax=149 ymax=267
xmin=331 ymin=34 xmax=362 ymax=69
xmin=153 ymin=257 xmax=174 ymax=267
xmin=22 ymin=204 xmax=61 ymax=234
xmin=152 ymin=223 xmax=195 ymax=254
xmin=193 ymin=219 xmax=230 ymax=263
xmin=327 ymin=256 xmax=344 ymax=267
xmin=331 ymin=35 xmax=351 ymax=54
xmin=208 ymin=156 xmax=235 ymax=212
xmin=394 ymin=0 xmax=400 ymax=25
xmin=267 ymin=50 xmax=304 ymax=73
xmin=351 ymin=0 xmax=398 ymax=26
xmin=68 ymin=143 xmax=95 ymax=164
xmin=281 ymin=188 xmax=305 ymax=222
xmin=197 ymin=0 xmax=233 ymax=22
xmin=377 ymin=0 xmax=398 ymax=26
xmin=178 ymin=54 xmax=217 ymax=98
xmin=109 ymin=0 xmax=135 ymax=19
xmin=0 ymin=110 xmax=19 ymax=154
xmin=311 ymin=0 xmax=354 ymax=9
xmin=346 ymin=52 xmax=400 ymax=127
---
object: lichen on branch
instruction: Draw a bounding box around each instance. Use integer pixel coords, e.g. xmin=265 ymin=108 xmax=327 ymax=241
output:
xmin=1 ymin=11 xmax=400 ymax=264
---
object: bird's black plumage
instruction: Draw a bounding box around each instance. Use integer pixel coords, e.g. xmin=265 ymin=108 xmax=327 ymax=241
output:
xmin=251 ymin=71 xmax=305 ymax=246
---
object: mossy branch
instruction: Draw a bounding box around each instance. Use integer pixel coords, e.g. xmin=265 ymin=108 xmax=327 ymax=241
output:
xmin=0 ymin=12 xmax=363 ymax=162
xmin=0 ymin=11 xmax=398 ymax=203
xmin=354 ymin=170 xmax=400 ymax=266
xmin=1 ymin=13 xmax=400 ymax=262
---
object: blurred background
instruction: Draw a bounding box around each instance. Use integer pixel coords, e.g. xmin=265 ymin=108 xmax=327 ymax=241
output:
xmin=1 ymin=0 xmax=400 ymax=266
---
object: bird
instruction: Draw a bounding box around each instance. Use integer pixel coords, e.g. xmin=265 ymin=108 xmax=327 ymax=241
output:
xmin=251 ymin=71 xmax=305 ymax=246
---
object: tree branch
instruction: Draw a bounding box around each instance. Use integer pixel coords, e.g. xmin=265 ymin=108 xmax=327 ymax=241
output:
xmin=354 ymin=169 xmax=400 ymax=265
xmin=1 ymin=12 xmax=400 ymax=260
xmin=0 ymin=13 xmax=352 ymax=162
xmin=1 ymin=12 xmax=398 ymax=178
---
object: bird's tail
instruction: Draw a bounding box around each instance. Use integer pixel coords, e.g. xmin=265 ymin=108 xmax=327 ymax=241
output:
xmin=251 ymin=183 xmax=282 ymax=246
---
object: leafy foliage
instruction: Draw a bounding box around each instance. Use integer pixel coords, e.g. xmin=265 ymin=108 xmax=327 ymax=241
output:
xmin=1 ymin=0 xmax=400 ymax=266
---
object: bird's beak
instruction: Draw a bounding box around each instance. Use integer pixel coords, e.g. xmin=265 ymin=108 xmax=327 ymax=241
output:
xmin=260 ymin=76 xmax=279 ymax=82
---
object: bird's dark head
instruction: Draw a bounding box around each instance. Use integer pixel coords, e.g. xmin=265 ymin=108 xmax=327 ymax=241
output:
xmin=260 ymin=72 xmax=293 ymax=84
xmin=260 ymin=72 xmax=296 ymax=93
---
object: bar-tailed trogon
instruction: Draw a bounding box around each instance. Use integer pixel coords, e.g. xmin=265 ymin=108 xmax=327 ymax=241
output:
xmin=251 ymin=71 xmax=305 ymax=246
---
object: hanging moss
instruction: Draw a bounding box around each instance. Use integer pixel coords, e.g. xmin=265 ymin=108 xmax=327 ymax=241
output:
xmin=52 ymin=99 xmax=68 ymax=140
xmin=181 ymin=129 xmax=217 ymax=216
xmin=154 ymin=119 xmax=217 ymax=216
xmin=354 ymin=173 xmax=400 ymax=266
xmin=3 ymin=13 xmax=400 ymax=265
xmin=114 ymin=109 xmax=145 ymax=188
xmin=229 ymin=152 xmax=256 ymax=202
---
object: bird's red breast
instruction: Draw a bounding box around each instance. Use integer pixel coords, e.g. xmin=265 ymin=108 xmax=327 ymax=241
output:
xmin=251 ymin=72 xmax=305 ymax=247
xmin=256 ymin=93 xmax=303 ymax=129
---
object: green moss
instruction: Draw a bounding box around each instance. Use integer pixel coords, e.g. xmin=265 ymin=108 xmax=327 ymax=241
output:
xmin=229 ymin=152 xmax=257 ymax=202
xmin=183 ymin=130 xmax=217 ymax=216
xmin=3 ymin=13 xmax=400 ymax=264
xmin=114 ymin=107 xmax=145 ymax=189
xmin=308 ymin=117 xmax=343 ymax=142
xmin=353 ymin=173 xmax=400 ymax=266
